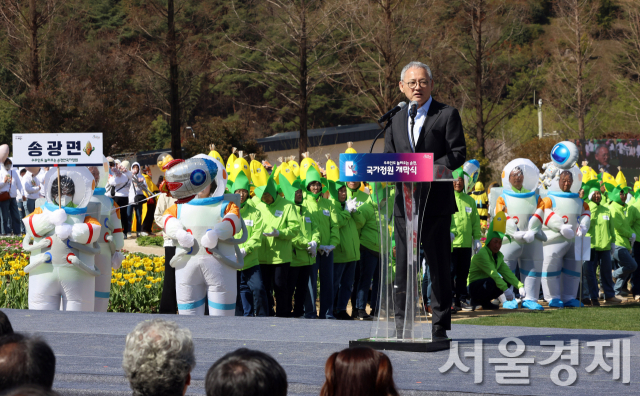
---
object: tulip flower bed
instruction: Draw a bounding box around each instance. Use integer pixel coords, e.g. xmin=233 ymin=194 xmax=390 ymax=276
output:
xmin=0 ymin=236 xmax=166 ymax=313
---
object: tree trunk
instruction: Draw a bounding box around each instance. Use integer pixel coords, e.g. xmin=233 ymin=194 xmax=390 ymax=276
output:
xmin=29 ymin=0 xmax=40 ymax=90
xmin=474 ymin=2 xmax=485 ymax=158
xmin=575 ymin=1 xmax=586 ymax=158
xmin=383 ymin=0 xmax=393 ymax=113
xmin=298 ymin=0 xmax=308 ymax=159
xmin=167 ymin=0 xmax=182 ymax=159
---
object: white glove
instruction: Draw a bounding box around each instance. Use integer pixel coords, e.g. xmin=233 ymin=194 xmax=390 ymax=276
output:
xmin=318 ymin=245 xmax=328 ymax=255
xmin=239 ymin=248 xmax=247 ymax=258
xmin=518 ymin=287 xmax=526 ymax=299
xmin=345 ymin=198 xmax=358 ymax=213
xmin=503 ymin=288 xmax=515 ymax=301
xmin=523 ymin=230 xmax=536 ymax=243
xmin=559 ymin=224 xmax=575 ymax=239
xmin=473 ymin=239 xmax=482 ymax=253
xmin=450 ymin=232 xmax=455 ymax=243
xmin=112 ymin=251 xmax=124 ymax=269
xmin=49 ymin=209 xmax=67 ymax=226
xmin=324 ymin=245 xmax=336 ymax=254
xmin=513 ymin=231 xmax=526 ymax=241
xmin=55 ymin=224 xmax=72 ymax=240
xmin=263 ymin=228 xmax=280 ymax=238
xmin=631 ymin=233 xmax=636 ymax=245
xmin=307 ymin=241 xmax=318 ymax=257
xmin=201 ymin=229 xmax=219 ymax=249
xmin=576 ymin=225 xmax=588 ymax=237
xmin=176 ymin=229 xmax=195 ymax=248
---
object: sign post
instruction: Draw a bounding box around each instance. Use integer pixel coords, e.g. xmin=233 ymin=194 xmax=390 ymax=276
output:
xmin=340 ymin=153 xmax=453 ymax=352
xmin=13 ymin=133 xmax=104 ymax=207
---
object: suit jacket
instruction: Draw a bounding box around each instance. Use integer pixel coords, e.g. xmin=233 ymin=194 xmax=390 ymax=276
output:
xmin=384 ymin=99 xmax=466 ymax=218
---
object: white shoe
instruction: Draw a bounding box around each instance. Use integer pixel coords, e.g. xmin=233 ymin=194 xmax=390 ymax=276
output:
xmin=140 ymin=232 xmax=149 ymax=237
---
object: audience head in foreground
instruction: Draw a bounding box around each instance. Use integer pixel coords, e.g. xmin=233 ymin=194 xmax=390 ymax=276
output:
xmin=205 ymin=348 xmax=287 ymax=396
xmin=0 ymin=334 xmax=56 ymax=392
xmin=122 ymin=319 xmax=195 ymax=396
xmin=0 ymin=385 xmax=61 ymax=396
xmin=320 ymin=346 xmax=398 ymax=396
xmin=0 ymin=312 xmax=13 ymax=337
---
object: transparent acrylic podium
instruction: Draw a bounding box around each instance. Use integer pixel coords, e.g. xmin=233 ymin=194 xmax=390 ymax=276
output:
xmin=349 ymin=164 xmax=454 ymax=352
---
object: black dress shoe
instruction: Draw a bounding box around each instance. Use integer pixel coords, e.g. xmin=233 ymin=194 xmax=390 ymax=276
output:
xmin=432 ymin=328 xmax=449 ymax=342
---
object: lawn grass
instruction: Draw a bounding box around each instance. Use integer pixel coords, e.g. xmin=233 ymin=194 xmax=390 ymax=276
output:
xmin=455 ymin=304 xmax=640 ymax=331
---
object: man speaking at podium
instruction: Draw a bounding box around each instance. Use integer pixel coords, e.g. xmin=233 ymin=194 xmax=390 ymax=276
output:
xmin=384 ymin=61 xmax=466 ymax=341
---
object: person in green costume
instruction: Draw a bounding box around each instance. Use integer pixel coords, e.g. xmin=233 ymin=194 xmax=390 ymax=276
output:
xmin=449 ymin=167 xmax=481 ymax=311
xmin=467 ymin=215 xmax=524 ymax=310
xmin=582 ymin=186 xmax=617 ymax=306
xmin=345 ymin=181 xmax=380 ymax=320
xmin=302 ymin=167 xmax=340 ymax=319
xmin=328 ymin=179 xmax=362 ymax=320
xmin=231 ymin=172 xmax=269 ymax=317
xmin=253 ymin=174 xmax=300 ymax=317
xmin=280 ymin=175 xmax=320 ymax=317
xmin=608 ymin=186 xmax=638 ymax=297
xmin=626 ymin=189 xmax=640 ymax=302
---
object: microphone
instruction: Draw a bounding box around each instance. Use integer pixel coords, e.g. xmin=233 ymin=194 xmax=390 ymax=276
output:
xmin=409 ymin=101 xmax=418 ymax=149
xmin=409 ymin=100 xmax=418 ymax=120
xmin=377 ymin=102 xmax=407 ymax=124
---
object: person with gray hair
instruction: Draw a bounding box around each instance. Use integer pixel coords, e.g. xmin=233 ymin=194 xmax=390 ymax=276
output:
xmin=384 ymin=60 xmax=466 ymax=343
xmin=122 ymin=319 xmax=195 ymax=396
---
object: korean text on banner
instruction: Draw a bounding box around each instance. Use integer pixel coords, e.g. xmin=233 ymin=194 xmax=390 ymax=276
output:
xmin=12 ymin=133 xmax=104 ymax=167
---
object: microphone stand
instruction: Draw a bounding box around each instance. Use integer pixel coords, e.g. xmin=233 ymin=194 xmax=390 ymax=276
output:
xmin=369 ymin=118 xmax=393 ymax=154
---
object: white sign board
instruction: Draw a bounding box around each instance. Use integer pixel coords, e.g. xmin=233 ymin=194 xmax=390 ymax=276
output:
xmin=12 ymin=133 xmax=104 ymax=167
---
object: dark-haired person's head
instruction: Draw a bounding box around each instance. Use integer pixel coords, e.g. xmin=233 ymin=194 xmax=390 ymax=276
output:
xmin=0 ymin=384 xmax=61 ymax=396
xmin=320 ymin=346 xmax=398 ymax=396
xmin=205 ymin=348 xmax=287 ymax=396
xmin=0 ymin=334 xmax=56 ymax=391
xmin=0 ymin=311 xmax=13 ymax=337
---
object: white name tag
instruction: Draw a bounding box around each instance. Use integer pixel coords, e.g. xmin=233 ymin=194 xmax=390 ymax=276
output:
xmin=305 ymin=217 xmax=312 ymax=223
xmin=465 ymin=207 xmax=472 ymax=214
xmin=323 ymin=210 xmax=330 ymax=216
xmin=245 ymin=219 xmax=254 ymax=226
xmin=602 ymin=215 xmax=609 ymax=221
xmin=275 ymin=210 xmax=283 ymax=217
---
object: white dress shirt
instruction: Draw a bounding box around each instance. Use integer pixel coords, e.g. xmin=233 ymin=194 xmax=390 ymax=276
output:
xmin=407 ymin=96 xmax=433 ymax=151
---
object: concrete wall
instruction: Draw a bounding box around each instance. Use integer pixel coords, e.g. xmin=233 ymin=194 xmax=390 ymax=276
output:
xmin=261 ymin=139 xmax=385 ymax=170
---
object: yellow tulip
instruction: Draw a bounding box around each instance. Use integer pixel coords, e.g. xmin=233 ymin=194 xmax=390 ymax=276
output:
xmin=128 ymin=279 xmax=136 ymax=284
xmin=8 ymin=270 xmax=15 ymax=275
xmin=155 ymin=277 xmax=162 ymax=282
xmin=111 ymin=279 xmax=116 ymax=284
xmin=18 ymin=271 xmax=25 ymax=276
xmin=12 ymin=276 xmax=21 ymax=280
xmin=154 ymin=268 xmax=162 ymax=273
xmin=146 ymin=276 xmax=154 ymax=282
xmin=116 ymin=273 xmax=122 ymax=279
xmin=144 ymin=285 xmax=152 ymax=289
xmin=117 ymin=281 xmax=126 ymax=286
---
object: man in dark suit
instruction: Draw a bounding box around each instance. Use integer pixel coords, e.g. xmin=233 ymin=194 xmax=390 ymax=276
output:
xmin=384 ymin=61 xmax=466 ymax=341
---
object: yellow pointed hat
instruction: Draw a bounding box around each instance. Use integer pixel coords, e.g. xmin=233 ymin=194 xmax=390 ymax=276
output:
xmin=288 ymin=156 xmax=300 ymax=178
xmin=345 ymin=142 xmax=357 ymax=154
xmin=207 ymin=144 xmax=224 ymax=164
xmin=226 ymin=147 xmax=238 ymax=176
xmin=229 ymin=151 xmax=250 ymax=182
xmin=325 ymin=154 xmax=340 ymax=182
xmin=300 ymin=152 xmax=320 ymax=181
xmin=249 ymin=153 xmax=268 ymax=187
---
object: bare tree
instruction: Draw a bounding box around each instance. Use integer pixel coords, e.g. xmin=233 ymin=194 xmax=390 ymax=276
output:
xmin=124 ymin=0 xmax=217 ymax=159
xmin=547 ymin=0 xmax=601 ymax=149
xmin=616 ymin=0 xmax=640 ymax=126
xmin=336 ymin=0 xmax=435 ymax=122
xmin=0 ymin=0 xmax=61 ymax=102
xmin=448 ymin=0 xmax=533 ymax=159
xmin=225 ymin=0 xmax=348 ymax=159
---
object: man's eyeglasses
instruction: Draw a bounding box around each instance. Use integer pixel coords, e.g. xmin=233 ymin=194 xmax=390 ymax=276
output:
xmin=403 ymin=80 xmax=430 ymax=89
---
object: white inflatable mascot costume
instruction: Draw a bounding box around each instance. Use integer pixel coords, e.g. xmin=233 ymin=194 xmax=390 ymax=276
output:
xmin=88 ymin=158 xmax=125 ymax=312
xmin=23 ymin=167 xmax=102 ymax=311
xmin=160 ymin=155 xmax=245 ymax=316
xmin=541 ymin=142 xmax=591 ymax=308
xmin=495 ymin=159 xmax=545 ymax=310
